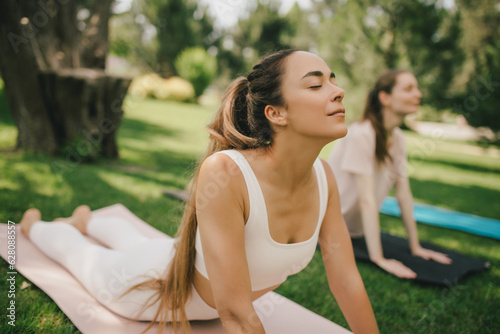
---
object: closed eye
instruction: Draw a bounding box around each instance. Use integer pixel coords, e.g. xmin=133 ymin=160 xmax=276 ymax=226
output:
xmin=309 ymin=85 xmax=322 ymax=89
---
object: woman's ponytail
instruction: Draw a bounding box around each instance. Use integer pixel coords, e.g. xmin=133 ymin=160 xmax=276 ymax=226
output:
xmin=206 ymin=77 xmax=261 ymax=151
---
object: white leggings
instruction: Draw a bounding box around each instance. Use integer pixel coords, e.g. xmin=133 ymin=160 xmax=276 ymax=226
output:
xmin=30 ymin=217 xmax=219 ymax=321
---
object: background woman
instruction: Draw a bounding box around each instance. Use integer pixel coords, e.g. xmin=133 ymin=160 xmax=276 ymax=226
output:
xmin=21 ymin=50 xmax=379 ymax=333
xmin=328 ymin=70 xmax=452 ymax=279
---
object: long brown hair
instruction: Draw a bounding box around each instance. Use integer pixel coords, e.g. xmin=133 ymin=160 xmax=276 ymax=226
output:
xmin=127 ymin=49 xmax=298 ymax=333
xmin=362 ymin=69 xmax=407 ymax=163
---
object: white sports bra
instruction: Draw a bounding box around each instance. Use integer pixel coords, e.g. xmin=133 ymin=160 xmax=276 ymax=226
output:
xmin=194 ymin=150 xmax=329 ymax=291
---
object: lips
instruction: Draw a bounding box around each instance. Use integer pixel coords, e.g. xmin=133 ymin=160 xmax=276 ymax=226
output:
xmin=327 ymin=108 xmax=345 ymax=116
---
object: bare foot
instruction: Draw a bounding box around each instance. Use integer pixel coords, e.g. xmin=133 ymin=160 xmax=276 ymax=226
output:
xmin=20 ymin=208 xmax=41 ymax=238
xmin=54 ymin=205 xmax=91 ymax=234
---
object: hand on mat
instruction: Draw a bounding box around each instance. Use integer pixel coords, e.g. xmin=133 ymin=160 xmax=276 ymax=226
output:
xmin=374 ymin=258 xmax=417 ymax=279
xmin=412 ymin=246 xmax=453 ymax=265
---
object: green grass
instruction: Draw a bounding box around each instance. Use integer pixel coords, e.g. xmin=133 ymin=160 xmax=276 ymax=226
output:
xmin=1 ymin=97 xmax=499 ymax=333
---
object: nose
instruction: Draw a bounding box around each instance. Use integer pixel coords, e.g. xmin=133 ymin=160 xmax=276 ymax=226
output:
xmin=415 ymin=88 xmax=422 ymax=99
xmin=330 ymin=85 xmax=345 ymax=102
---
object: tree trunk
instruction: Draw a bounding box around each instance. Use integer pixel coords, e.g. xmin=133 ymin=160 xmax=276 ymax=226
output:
xmin=0 ymin=0 xmax=129 ymax=158
xmin=0 ymin=0 xmax=58 ymax=154
xmin=38 ymin=69 xmax=131 ymax=159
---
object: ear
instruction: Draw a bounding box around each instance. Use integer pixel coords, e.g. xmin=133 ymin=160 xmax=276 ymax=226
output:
xmin=378 ymin=90 xmax=392 ymax=107
xmin=264 ymin=105 xmax=288 ymax=126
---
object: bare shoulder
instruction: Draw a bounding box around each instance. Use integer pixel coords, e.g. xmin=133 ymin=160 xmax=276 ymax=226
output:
xmin=199 ymin=152 xmax=245 ymax=184
xmin=197 ymin=152 xmax=247 ymax=208
xmin=318 ymin=159 xmax=345 ymax=235
xmin=200 ymin=152 xmax=237 ymax=172
xmin=319 ymin=158 xmax=341 ymax=203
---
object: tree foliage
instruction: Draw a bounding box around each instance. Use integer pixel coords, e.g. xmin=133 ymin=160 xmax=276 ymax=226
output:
xmin=109 ymin=2 xmax=158 ymax=71
xmin=235 ymin=1 xmax=294 ymax=57
xmin=105 ymin=0 xmax=499 ymax=132
xmin=290 ymin=0 xmax=496 ymax=133
xmin=312 ymin=1 xmax=464 ymax=109
xmin=175 ymin=47 xmax=217 ymax=98
xmin=139 ymin=0 xmax=216 ymax=76
xmin=215 ymin=0 xmax=296 ymax=79
xmin=452 ymin=0 xmax=500 ymax=132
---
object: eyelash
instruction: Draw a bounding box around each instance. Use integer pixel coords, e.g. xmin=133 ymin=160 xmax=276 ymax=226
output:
xmin=309 ymin=80 xmax=337 ymax=90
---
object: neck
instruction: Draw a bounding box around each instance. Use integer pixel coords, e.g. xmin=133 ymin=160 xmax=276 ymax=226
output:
xmin=257 ymin=134 xmax=325 ymax=189
xmin=382 ymin=108 xmax=404 ymax=133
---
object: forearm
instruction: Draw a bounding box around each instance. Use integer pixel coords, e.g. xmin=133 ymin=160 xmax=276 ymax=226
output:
xmin=330 ymin=274 xmax=379 ymax=334
xmin=354 ymin=174 xmax=385 ymax=262
xmin=358 ymin=198 xmax=384 ymax=262
xmin=396 ymin=185 xmax=420 ymax=251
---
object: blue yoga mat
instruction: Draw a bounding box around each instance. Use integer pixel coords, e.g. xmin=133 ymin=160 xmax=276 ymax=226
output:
xmin=379 ymin=197 xmax=500 ymax=240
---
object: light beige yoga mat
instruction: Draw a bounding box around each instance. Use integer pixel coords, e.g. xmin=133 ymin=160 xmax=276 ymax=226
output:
xmin=0 ymin=204 xmax=351 ymax=333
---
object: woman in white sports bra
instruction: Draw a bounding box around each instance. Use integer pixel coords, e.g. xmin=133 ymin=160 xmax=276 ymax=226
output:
xmin=20 ymin=50 xmax=379 ymax=333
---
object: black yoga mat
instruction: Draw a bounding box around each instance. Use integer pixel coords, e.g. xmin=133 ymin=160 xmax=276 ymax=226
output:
xmin=351 ymin=233 xmax=490 ymax=286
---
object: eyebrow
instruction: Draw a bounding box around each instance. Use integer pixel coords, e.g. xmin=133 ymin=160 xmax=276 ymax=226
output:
xmin=302 ymin=71 xmax=336 ymax=79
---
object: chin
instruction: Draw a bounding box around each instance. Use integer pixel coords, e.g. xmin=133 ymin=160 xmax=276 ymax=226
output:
xmin=340 ymin=122 xmax=348 ymax=135
xmin=399 ymin=109 xmax=418 ymax=116
xmin=408 ymin=106 xmax=420 ymax=114
xmin=330 ymin=125 xmax=348 ymax=141
xmin=338 ymin=126 xmax=348 ymax=139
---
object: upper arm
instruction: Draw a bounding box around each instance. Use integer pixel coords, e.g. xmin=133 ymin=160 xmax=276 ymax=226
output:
xmin=319 ymin=160 xmax=360 ymax=285
xmin=319 ymin=160 xmax=379 ymax=333
xmin=196 ymin=154 xmax=253 ymax=313
xmin=395 ymin=173 xmax=411 ymax=198
xmin=394 ymin=129 xmax=410 ymax=195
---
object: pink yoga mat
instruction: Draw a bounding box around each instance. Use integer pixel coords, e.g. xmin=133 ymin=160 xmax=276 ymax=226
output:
xmin=0 ymin=204 xmax=351 ymax=333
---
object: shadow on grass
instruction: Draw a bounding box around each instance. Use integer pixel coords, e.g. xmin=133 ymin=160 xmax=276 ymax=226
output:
xmin=2 ymin=157 xmax=188 ymax=232
xmin=117 ymin=117 xmax=200 ymax=173
xmin=0 ymin=175 xmax=60 ymax=222
xmin=1 ymin=117 xmax=199 ymax=236
xmin=119 ymin=117 xmax=181 ymax=140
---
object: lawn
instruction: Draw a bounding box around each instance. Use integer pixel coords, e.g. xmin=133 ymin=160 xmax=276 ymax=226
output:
xmin=1 ymin=97 xmax=499 ymax=333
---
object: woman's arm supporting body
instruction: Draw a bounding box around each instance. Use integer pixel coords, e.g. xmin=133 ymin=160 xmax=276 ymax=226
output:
xmin=395 ymin=176 xmax=452 ymax=264
xmin=320 ymin=161 xmax=379 ymax=334
xmin=353 ymin=173 xmax=417 ymax=279
xmin=196 ymin=154 xmax=265 ymax=334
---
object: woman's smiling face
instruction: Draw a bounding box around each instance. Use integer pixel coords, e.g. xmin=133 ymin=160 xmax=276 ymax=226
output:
xmin=277 ymin=51 xmax=348 ymax=142
xmin=383 ymin=72 xmax=422 ymax=116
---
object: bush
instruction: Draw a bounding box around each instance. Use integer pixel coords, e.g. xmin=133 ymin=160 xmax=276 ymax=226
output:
xmin=175 ymin=47 xmax=217 ymax=98
xmin=154 ymin=77 xmax=195 ymax=102
xmin=128 ymin=73 xmax=195 ymax=102
xmin=128 ymin=73 xmax=161 ymax=99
